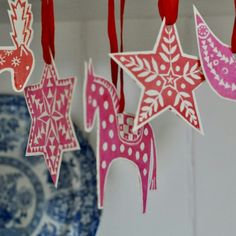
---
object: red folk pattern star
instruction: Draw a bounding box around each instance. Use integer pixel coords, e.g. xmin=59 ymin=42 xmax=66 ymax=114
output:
xmin=24 ymin=62 xmax=80 ymax=186
xmin=111 ymin=20 xmax=205 ymax=133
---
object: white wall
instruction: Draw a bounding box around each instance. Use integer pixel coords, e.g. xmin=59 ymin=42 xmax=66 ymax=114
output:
xmin=1 ymin=10 xmax=236 ymax=236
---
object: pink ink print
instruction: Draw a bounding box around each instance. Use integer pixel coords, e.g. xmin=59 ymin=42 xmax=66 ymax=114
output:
xmin=111 ymin=19 xmax=205 ymax=133
xmin=84 ymin=62 xmax=157 ymax=213
xmin=194 ymin=6 xmax=236 ymax=101
xmin=24 ymin=61 xmax=80 ymax=187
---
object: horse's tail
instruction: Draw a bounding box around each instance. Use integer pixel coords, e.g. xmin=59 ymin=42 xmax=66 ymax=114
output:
xmin=149 ymin=127 xmax=157 ymax=190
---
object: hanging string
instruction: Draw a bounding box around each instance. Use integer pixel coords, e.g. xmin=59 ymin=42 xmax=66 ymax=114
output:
xmin=119 ymin=0 xmax=125 ymax=113
xmin=231 ymin=0 xmax=236 ymax=52
xmin=108 ymin=0 xmax=126 ymax=113
xmin=41 ymin=0 xmax=55 ymax=64
xmin=158 ymin=0 xmax=179 ymax=25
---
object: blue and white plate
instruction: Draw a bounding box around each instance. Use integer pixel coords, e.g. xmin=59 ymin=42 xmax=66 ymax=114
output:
xmin=0 ymin=95 xmax=101 ymax=236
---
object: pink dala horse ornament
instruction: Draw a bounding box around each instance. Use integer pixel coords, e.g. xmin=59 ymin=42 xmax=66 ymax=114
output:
xmin=0 ymin=0 xmax=34 ymax=92
xmin=84 ymin=62 xmax=158 ymax=213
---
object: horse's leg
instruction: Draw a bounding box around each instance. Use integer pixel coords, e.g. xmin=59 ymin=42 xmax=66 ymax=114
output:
xmin=98 ymin=155 xmax=111 ymax=208
xmin=139 ymin=168 xmax=149 ymax=213
xmin=149 ymin=134 xmax=157 ymax=191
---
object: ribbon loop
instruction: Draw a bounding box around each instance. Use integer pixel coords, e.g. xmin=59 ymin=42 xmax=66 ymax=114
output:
xmin=41 ymin=0 xmax=55 ymax=64
xmin=158 ymin=0 xmax=179 ymax=25
xmin=108 ymin=0 xmax=126 ymax=113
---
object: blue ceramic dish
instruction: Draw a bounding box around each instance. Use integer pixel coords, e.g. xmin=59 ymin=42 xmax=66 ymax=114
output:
xmin=0 ymin=95 xmax=101 ymax=236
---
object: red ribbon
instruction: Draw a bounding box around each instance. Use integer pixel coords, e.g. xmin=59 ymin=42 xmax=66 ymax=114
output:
xmin=231 ymin=0 xmax=236 ymax=52
xmin=41 ymin=0 xmax=55 ymax=64
xmin=108 ymin=0 xmax=126 ymax=113
xmin=158 ymin=0 xmax=179 ymax=25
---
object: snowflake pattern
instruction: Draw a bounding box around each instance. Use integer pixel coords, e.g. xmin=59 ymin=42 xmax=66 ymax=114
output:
xmin=11 ymin=56 xmax=21 ymax=67
xmin=24 ymin=62 xmax=80 ymax=186
xmin=4 ymin=50 xmax=13 ymax=56
xmin=111 ymin=20 xmax=205 ymax=133
xmin=0 ymin=54 xmax=6 ymax=66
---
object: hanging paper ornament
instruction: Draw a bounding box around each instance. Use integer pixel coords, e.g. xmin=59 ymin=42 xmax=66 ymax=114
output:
xmin=24 ymin=0 xmax=79 ymax=187
xmin=84 ymin=62 xmax=157 ymax=213
xmin=194 ymin=6 xmax=236 ymax=101
xmin=24 ymin=61 xmax=80 ymax=187
xmin=0 ymin=0 xmax=34 ymax=92
xmin=111 ymin=19 xmax=205 ymax=133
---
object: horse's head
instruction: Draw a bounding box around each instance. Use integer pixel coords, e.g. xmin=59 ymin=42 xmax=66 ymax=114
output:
xmin=13 ymin=44 xmax=34 ymax=91
xmin=84 ymin=61 xmax=99 ymax=132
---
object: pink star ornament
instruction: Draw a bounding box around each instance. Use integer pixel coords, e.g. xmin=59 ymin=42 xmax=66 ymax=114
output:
xmin=111 ymin=19 xmax=205 ymax=134
xmin=24 ymin=60 xmax=80 ymax=187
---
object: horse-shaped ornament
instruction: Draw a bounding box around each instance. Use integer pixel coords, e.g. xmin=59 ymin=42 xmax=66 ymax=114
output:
xmin=0 ymin=0 xmax=34 ymax=92
xmin=84 ymin=62 xmax=158 ymax=213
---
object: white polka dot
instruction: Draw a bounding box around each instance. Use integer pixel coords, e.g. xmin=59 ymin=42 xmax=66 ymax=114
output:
xmin=92 ymin=99 xmax=97 ymax=107
xmin=128 ymin=148 xmax=132 ymax=156
xmin=181 ymin=83 xmax=186 ymax=89
xmin=140 ymin=142 xmax=145 ymax=151
xmin=102 ymin=121 xmax=107 ymax=129
xmin=156 ymin=80 xmax=161 ymax=86
xmin=127 ymin=118 xmax=133 ymax=125
xmin=120 ymin=144 xmax=125 ymax=153
xmin=112 ymin=144 xmax=116 ymax=152
xmin=143 ymin=154 xmax=148 ymax=163
xmin=176 ymin=66 xmax=180 ymax=72
xmin=143 ymin=169 xmax=147 ymax=176
xmin=167 ymin=90 xmax=172 ymax=96
xmin=102 ymin=161 xmax=107 ymax=169
xmin=88 ymin=96 xmax=92 ymax=104
xmin=160 ymin=64 xmax=166 ymax=70
xmin=91 ymin=84 xmax=96 ymax=92
xmin=99 ymin=87 xmax=104 ymax=95
xmin=213 ymin=60 xmax=219 ymax=66
xmin=109 ymin=115 xmax=114 ymax=123
xmin=103 ymin=142 xmax=108 ymax=151
xmin=144 ymin=128 xmax=149 ymax=136
xmin=104 ymin=101 xmax=109 ymax=110
xmin=109 ymin=130 xmax=114 ymax=139
xmin=136 ymin=151 xmax=140 ymax=160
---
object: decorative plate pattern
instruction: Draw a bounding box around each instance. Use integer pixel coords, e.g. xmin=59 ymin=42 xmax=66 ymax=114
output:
xmin=0 ymin=95 xmax=101 ymax=236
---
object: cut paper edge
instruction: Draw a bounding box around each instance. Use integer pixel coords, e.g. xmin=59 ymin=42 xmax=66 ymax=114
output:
xmin=193 ymin=5 xmax=236 ymax=102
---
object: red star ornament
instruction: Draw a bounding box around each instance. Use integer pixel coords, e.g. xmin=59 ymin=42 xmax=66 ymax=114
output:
xmin=24 ymin=61 xmax=80 ymax=187
xmin=111 ymin=19 xmax=205 ymax=133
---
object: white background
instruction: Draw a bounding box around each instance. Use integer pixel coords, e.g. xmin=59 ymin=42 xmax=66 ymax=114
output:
xmin=0 ymin=0 xmax=236 ymax=235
